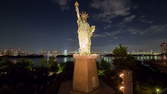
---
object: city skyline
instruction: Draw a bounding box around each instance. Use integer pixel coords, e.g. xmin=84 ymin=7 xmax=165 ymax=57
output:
xmin=0 ymin=0 xmax=167 ymax=52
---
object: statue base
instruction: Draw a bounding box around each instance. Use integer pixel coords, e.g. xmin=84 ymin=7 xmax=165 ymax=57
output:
xmin=73 ymin=54 xmax=99 ymax=93
xmin=58 ymin=80 xmax=115 ymax=94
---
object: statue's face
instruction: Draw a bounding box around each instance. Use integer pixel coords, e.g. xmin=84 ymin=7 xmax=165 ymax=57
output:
xmin=81 ymin=12 xmax=88 ymax=22
xmin=81 ymin=17 xmax=87 ymax=22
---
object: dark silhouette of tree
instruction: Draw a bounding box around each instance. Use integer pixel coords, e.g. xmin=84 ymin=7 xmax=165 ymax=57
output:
xmin=97 ymin=59 xmax=111 ymax=76
xmin=48 ymin=57 xmax=57 ymax=72
xmin=112 ymin=44 xmax=138 ymax=70
xmin=113 ymin=44 xmax=128 ymax=58
xmin=40 ymin=58 xmax=48 ymax=68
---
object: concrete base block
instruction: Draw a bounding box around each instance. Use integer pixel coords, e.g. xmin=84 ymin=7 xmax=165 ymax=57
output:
xmin=73 ymin=54 xmax=99 ymax=93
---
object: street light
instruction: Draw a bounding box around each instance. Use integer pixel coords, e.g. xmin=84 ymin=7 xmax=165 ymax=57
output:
xmin=156 ymin=88 xmax=160 ymax=94
xmin=120 ymin=86 xmax=125 ymax=92
xmin=119 ymin=72 xmax=125 ymax=94
xmin=119 ymin=73 xmax=124 ymax=78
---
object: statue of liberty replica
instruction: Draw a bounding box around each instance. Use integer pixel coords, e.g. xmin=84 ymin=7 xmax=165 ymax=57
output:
xmin=75 ymin=1 xmax=95 ymax=55
xmin=72 ymin=1 xmax=99 ymax=93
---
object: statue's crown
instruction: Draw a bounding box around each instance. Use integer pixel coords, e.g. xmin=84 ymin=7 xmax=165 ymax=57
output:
xmin=81 ymin=12 xmax=89 ymax=20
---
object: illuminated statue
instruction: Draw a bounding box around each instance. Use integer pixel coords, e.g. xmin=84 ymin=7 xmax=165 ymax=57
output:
xmin=75 ymin=1 xmax=95 ymax=55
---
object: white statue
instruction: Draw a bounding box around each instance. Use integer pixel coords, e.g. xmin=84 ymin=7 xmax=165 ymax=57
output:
xmin=75 ymin=1 xmax=95 ymax=55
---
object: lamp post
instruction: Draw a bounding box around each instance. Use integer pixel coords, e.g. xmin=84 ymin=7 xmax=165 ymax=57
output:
xmin=156 ymin=88 xmax=160 ymax=94
xmin=119 ymin=70 xmax=133 ymax=94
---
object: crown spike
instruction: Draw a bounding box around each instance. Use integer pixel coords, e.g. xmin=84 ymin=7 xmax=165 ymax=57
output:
xmin=80 ymin=12 xmax=89 ymax=21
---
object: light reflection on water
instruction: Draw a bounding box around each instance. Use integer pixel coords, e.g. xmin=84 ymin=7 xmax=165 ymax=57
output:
xmin=0 ymin=56 xmax=74 ymax=66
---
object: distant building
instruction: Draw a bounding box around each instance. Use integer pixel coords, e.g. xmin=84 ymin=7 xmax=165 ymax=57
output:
xmin=40 ymin=49 xmax=47 ymax=56
xmin=0 ymin=48 xmax=29 ymax=56
xmin=49 ymin=50 xmax=58 ymax=57
xmin=160 ymin=42 xmax=167 ymax=54
xmin=0 ymin=51 xmax=2 ymax=56
xmin=40 ymin=49 xmax=58 ymax=57
xmin=128 ymin=51 xmax=160 ymax=55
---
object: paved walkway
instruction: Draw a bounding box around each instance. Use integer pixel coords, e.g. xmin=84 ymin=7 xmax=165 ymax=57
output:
xmin=58 ymin=81 xmax=115 ymax=94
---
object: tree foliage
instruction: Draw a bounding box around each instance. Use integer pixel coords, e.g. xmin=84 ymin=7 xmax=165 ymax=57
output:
xmin=112 ymin=44 xmax=138 ymax=70
xmin=113 ymin=44 xmax=128 ymax=57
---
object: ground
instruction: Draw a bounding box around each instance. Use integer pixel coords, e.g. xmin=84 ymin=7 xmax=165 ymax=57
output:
xmin=58 ymin=80 xmax=115 ymax=94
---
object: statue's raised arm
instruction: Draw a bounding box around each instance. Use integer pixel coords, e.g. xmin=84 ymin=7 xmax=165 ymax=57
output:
xmin=74 ymin=1 xmax=81 ymax=21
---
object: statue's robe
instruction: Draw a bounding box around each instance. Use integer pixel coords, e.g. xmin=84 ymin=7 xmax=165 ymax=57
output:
xmin=77 ymin=20 xmax=92 ymax=54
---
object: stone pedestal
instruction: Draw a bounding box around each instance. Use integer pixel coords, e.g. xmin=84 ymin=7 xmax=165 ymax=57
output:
xmin=73 ymin=54 xmax=99 ymax=93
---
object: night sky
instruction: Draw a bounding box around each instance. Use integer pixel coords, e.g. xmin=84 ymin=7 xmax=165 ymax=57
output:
xmin=0 ymin=0 xmax=167 ymax=52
